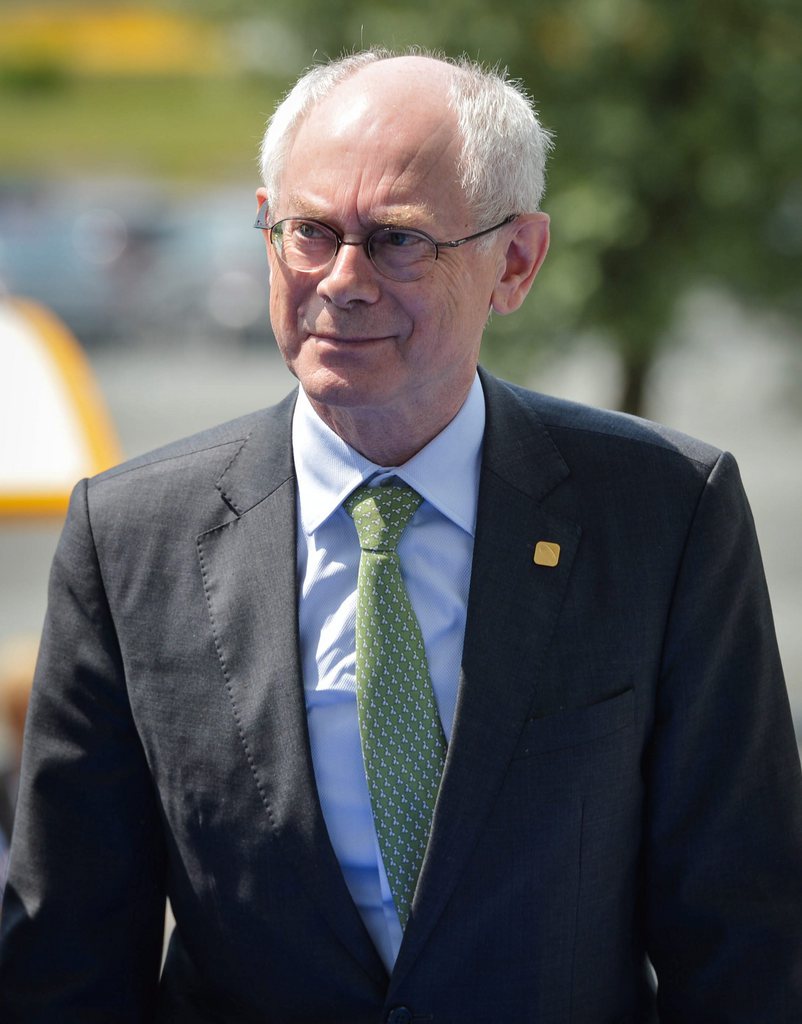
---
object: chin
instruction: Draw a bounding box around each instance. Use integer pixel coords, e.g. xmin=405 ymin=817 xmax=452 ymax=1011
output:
xmin=298 ymin=366 xmax=397 ymax=410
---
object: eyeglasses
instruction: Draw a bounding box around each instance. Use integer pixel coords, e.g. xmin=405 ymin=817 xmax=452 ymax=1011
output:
xmin=254 ymin=203 xmax=517 ymax=282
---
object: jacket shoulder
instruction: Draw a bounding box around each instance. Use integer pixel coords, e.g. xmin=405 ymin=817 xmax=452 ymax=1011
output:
xmin=93 ymin=395 xmax=293 ymax=485
xmin=488 ymin=375 xmax=723 ymax=471
xmin=80 ymin=391 xmax=296 ymax=530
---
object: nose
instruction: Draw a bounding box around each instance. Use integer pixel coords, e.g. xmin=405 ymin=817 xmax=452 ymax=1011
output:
xmin=316 ymin=239 xmax=381 ymax=308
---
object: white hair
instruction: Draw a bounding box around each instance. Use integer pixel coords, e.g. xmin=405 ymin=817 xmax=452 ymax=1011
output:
xmin=258 ymin=47 xmax=553 ymax=226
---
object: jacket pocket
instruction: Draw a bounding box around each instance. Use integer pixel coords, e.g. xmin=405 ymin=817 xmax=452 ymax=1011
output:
xmin=512 ymin=687 xmax=635 ymax=758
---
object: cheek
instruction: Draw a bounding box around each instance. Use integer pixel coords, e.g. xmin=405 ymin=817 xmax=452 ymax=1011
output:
xmin=268 ymin=287 xmax=304 ymax=369
xmin=421 ymin=264 xmax=493 ymax=339
xmin=268 ymin=281 xmax=282 ymax=322
xmin=269 ymin=271 xmax=302 ymax=331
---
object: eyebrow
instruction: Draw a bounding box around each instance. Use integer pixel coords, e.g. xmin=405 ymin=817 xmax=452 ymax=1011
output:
xmin=284 ymin=192 xmax=437 ymax=231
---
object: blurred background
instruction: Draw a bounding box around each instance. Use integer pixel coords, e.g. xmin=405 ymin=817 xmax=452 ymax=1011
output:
xmin=0 ymin=0 xmax=800 ymax=811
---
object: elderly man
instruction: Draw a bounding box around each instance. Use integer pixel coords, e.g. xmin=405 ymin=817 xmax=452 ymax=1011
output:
xmin=1 ymin=49 xmax=801 ymax=1023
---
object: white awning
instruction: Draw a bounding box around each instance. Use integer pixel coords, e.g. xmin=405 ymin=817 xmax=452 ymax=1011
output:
xmin=0 ymin=298 xmax=121 ymax=518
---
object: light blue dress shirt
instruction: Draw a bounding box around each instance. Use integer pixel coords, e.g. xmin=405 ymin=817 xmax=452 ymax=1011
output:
xmin=292 ymin=374 xmax=485 ymax=971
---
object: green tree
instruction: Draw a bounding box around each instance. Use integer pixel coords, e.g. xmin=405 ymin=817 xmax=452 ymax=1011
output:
xmin=269 ymin=0 xmax=802 ymax=414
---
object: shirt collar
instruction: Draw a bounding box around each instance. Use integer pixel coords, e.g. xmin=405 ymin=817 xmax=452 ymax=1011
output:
xmin=292 ymin=373 xmax=485 ymax=537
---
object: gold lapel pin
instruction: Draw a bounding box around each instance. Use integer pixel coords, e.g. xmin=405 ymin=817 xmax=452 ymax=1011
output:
xmin=534 ymin=541 xmax=561 ymax=567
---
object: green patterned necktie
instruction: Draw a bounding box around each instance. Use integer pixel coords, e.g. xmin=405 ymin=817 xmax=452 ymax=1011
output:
xmin=345 ymin=482 xmax=447 ymax=929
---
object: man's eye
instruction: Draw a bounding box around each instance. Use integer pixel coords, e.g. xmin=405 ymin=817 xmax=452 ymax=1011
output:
xmin=383 ymin=230 xmax=421 ymax=248
xmin=295 ymin=221 xmax=327 ymax=240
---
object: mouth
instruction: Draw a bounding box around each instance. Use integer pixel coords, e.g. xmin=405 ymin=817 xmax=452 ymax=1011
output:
xmin=310 ymin=333 xmax=393 ymax=345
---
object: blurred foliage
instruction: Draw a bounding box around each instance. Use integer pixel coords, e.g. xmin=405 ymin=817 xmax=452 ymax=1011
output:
xmin=250 ymin=0 xmax=802 ymax=412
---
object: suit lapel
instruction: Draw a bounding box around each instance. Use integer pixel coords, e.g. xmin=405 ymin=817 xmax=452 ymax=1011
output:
xmin=392 ymin=372 xmax=582 ymax=986
xmin=197 ymin=394 xmax=387 ymax=986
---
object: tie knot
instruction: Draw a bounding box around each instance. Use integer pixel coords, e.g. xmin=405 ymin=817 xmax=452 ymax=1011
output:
xmin=345 ymin=483 xmax=422 ymax=552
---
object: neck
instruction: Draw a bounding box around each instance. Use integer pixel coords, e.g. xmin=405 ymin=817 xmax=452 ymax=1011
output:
xmin=308 ymin=389 xmax=470 ymax=466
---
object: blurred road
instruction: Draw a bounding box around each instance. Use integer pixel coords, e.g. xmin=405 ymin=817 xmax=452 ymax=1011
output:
xmin=1 ymin=301 xmax=800 ymax=754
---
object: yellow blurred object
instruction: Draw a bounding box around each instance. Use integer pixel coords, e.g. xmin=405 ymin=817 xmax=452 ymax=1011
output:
xmin=0 ymin=5 xmax=226 ymax=77
xmin=0 ymin=298 xmax=121 ymax=519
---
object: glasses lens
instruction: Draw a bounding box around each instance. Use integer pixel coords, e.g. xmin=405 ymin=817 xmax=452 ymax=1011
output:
xmin=369 ymin=228 xmax=437 ymax=282
xmin=271 ymin=219 xmax=337 ymax=272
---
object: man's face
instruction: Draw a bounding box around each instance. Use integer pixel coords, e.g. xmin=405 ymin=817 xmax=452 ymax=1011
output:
xmin=259 ymin=59 xmax=513 ymax=451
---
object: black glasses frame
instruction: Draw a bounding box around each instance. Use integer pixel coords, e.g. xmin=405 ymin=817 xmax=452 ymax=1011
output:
xmin=253 ymin=203 xmax=517 ymax=281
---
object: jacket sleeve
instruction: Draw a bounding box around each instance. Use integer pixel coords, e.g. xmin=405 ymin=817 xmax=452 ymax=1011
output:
xmin=0 ymin=478 xmax=166 ymax=1022
xmin=643 ymin=451 xmax=802 ymax=1020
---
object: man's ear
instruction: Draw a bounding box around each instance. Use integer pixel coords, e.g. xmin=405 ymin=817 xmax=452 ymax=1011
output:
xmin=490 ymin=212 xmax=550 ymax=315
xmin=255 ymin=187 xmax=273 ymax=283
xmin=255 ymin=187 xmax=270 ymax=229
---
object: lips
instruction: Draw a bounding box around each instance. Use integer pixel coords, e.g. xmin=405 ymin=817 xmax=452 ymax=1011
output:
xmin=310 ymin=332 xmax=391 ymax=344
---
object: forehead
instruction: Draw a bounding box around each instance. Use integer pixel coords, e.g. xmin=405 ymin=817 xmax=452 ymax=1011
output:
xmin=279 ymin=59 xmax=467 ymax=224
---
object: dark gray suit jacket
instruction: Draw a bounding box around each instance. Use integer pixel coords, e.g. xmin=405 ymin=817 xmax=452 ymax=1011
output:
xmin=2 ymin=371 xmax=801 ymax=1022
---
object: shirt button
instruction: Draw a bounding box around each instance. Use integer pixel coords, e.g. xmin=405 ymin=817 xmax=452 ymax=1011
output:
xmin=386 ymin=1008 xmax=413 ymax=1024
